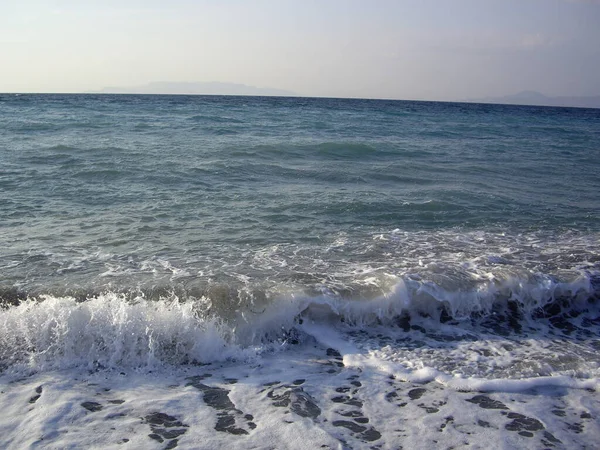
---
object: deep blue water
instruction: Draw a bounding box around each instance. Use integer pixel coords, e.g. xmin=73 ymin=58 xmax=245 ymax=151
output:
xmin=1 ymin=94 xmax=599 ymax=306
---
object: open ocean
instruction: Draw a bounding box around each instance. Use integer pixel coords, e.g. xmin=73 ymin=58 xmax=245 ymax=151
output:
xmin=1 ymin=94 xmax=599 ymax=449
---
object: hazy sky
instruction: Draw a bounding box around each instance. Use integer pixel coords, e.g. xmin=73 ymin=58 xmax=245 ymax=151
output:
xmin=1 ymin=0 xmax=599 ymax=100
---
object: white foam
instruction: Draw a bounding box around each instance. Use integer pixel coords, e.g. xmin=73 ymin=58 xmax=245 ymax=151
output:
xmin=342 ymin=352 xmax=600 ymax=392
xmin=0 ymin=294 xmax=245 ymax=373
xmin=4 ymin=331 xmax=598 ymax=449
xmin=301 ymin=320 xmax=600 ymax=391
xmin=1 ymin=304 xmax=599 ymax=449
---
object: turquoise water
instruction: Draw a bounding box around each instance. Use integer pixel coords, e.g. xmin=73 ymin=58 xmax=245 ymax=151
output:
xmin=1 ymin=94 xmax=599 ymax=301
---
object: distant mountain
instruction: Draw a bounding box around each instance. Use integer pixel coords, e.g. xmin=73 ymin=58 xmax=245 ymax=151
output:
xmin=92 ymin=81 xmax=295 ymax=97
xmin=464 ymin=91 xmax=600 ymax=109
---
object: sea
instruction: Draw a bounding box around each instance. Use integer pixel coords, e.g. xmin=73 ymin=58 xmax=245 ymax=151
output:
xmin=0 ymin=94 xmax=599 ymax=449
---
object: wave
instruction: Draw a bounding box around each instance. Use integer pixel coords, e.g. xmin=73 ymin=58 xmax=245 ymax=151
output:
xmin=0 ymin=294 xmax=239 ymax=373
xmin=225 ymin=142 xmax=382 ymax=162
xmin=313 ymin=142 xmax=378 ymax=159
xmin=1 ymin=269 xmax=598 ymax=373
xmin=187 ymin=114 xmax=244 ymax=124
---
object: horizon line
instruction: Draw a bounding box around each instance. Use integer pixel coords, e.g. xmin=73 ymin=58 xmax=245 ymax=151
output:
xmin=1 ymin=91 xmax=599 ymax=110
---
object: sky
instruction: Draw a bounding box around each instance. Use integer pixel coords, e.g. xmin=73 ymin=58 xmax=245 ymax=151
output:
xmin=1 ymin=0 xmax=599 ymax=100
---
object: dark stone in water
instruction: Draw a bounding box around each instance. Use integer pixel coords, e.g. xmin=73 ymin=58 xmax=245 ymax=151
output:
xmin=144 ymin=412 xmax=189 ymax=444
xmin=466 ymin=395 xmax=508 ymax=410
xmin=408 ymin=388 xmax=426 ymax=400
xmin=543 ymin=431 xmax=562 ymax=444
xmin=269 ymin=387 xmax=321 ymax=419
xmin=165 ymin=440 xmax=179 ymax=450
xmin=186 ymin=374 xmax=212 ymax=384
xmin=333 ymin=419 xmax=382 ymax=443
xmin=161 ymin=429 xmax=187 ymax=439
xmin=204 ymin=387 xmax=236 ymax=410
xmin=421 ymin=405 xmax=439 ymax=414
xmin=395 ymin=314 xmax=411 ymax=332
xmin=216 ymin=415 xmax=248 ymax=435
xmin=0 ymin=287 xmax=28 ymax=306
xmin=439 ymin=308 xmax=453 ymax=324
xmin=439 ymin=416 xmax=454 ymax=431
xmin=505 ymin=412 xmax=544 ymax=432
xmin=81 ymin=401 xmax=103 ymax=412
xmin=326 ymin=348 xmax=342 ymax=359
xmin=186 ymin=382 xmax=235 ymax=411
xmin=582 ymin=316 xmax=600 ymax=328
xmin=542 ymin=301 xmax=563 ymax=318
xmin=340 ymin=411 xmax=363 ymax=418
xmin=481 ymin=301 xmax=525 ymax=335
xmin=480 ymin=318 xmax=510 ymax=337
xmin=331 ymin=396 xmax=363 ymax=407
xmin=145 ymin=412 xmax=186 ymax=428
xmin=549 ymin=316 xmax=577 ymax=335
xmin=289 ymin=389 xmax=321 ymax=419
xmin=187 ymin=379 xmax=255 ymax=434
xmin=148 ymin=433 xmax=164 ymax=443
xmin=333 ymin=420 xmax=366 ymax=433
xmin=29 ymin=385 xmax=43 ymax=403
xmin=361 ymin=428 xmax=382 ymax=442
xmin=477 ymin=348 xmax=494 ymax=357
